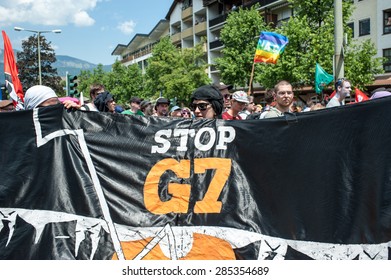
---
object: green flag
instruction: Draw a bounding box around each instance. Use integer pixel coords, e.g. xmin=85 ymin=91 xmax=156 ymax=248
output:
xmin=315 ymin=63 xmax=334 ymax=94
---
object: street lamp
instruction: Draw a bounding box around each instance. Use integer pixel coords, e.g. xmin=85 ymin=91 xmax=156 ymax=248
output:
xmin=14 ymin=27 xmax=61 ymax=85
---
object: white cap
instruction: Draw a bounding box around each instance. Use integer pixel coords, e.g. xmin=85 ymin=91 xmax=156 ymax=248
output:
xmin=232 ymin=91 xmax=249 ymax=103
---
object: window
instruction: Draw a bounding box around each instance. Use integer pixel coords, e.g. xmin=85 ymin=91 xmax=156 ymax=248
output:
xmin=359 ymin=18 xmax=370 ymax=36
xmin=384 ymin=49 xmax=391 ymax=73
xmin=347 ymin=22 xmax=354 ymax=38
xmin=384 ymin=10 xmax=391 ymax=34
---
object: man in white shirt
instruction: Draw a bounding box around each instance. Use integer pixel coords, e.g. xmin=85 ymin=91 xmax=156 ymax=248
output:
xmin=326 ymin=79 xmax=351 ymax=108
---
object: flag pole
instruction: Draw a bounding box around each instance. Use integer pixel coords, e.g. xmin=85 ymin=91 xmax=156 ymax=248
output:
xmin=248 ymin=62 xmax=255 ymax=95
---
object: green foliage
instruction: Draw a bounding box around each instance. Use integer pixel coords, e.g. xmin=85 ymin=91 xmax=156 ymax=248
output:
xmin=77 ymin=37 xmax=209 ymax=106
xmin=76 ymin=62 xmax=145 ymax=105
xmin=16 ymin=35 xmax=63 ymax=95
xmin=145 ymin=36 xmax=210 ymax=104
xmin=215 ymin=4 xmax=268 ymax=89
xmin=103 ymin=61 xmax=144 ymax=105
xmin=345 ymin=40 xmax=385 ymax=90
xmin=217 ymin=0 xmax=383 ymax=92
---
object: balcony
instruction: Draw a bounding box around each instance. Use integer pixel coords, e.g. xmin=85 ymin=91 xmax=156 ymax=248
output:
xmin=259 ymin=0 xmax=282 ymax=6
xmin=171 ymin=32 xmax=181 ymax=43
xmin=209 ymin=14 xmax=228 ymax=28
xmin=182 ymin=27 xmax=193 ymax=39
xmin=210 ymin=65 xmax=219 ymax=73
xmin=194 ymin=21 xmax=207 ymax=35
xmin=182 ymin=6 xmax=193 ymax=21
xmin=203 ymin=0 xmax=217 ymax=6
xmin=121 ymin=55 xmax=134 ymax=64
xmin=209 ymin=39 xmax=223 ymax=50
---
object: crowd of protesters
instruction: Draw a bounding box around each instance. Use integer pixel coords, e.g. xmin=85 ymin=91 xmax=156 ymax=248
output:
xmin=1 ymin=79 xmax=391 ymax=119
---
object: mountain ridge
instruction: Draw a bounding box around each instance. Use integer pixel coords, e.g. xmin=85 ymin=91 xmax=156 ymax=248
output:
xmin=0 ymin=49 xmax=112 ymax=84
xmin=53 ymin=55 xmax=112 ymax=76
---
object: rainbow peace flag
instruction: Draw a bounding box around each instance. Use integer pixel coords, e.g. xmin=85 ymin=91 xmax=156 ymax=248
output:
xmin=253 ymin=32 xmax=289 ymax=64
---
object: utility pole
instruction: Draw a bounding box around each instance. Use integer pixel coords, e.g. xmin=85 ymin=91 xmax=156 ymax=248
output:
xmin=14 ymin=27 xmax=61 ymax=85
xmin=334 ymin=0 xmax=344 ymax=81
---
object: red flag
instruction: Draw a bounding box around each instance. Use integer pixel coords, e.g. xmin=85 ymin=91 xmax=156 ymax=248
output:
xmin=355 ymin=88 xmax=369 ymax=103
xmin=2 ymin=30 xmax=24 ymax=109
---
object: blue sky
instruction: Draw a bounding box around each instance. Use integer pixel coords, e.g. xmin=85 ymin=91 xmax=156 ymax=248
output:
xmin=1 ymin=0 xmax=174 ymax=65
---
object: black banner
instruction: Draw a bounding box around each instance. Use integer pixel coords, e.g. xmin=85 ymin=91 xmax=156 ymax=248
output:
xmin=1 ymin=98 xmax=391 ymax=260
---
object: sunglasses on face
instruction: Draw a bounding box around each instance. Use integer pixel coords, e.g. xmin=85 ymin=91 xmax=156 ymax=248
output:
xmin=182 ymin=110 xmax=191 ymax=115
xmin=190 ymin=102 xmax=211 ymax=111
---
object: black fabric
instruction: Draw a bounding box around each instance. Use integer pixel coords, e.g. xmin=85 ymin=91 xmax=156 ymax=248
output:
xmin=93 ymin=91 xmax=114 ymax=112
xmin=246 ymin=112 xmax=262 ymax=119
xmin=1 ymin=99 xmax=391 ymax=260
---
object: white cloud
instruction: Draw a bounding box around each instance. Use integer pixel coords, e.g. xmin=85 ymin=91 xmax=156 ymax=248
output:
xmin=117 ymin=20 xmax=136 ymax=35
xmin=73 ymin=11 xmax=95 ymax=27
xmin=0 ymin=0 xmax=98 ymax=27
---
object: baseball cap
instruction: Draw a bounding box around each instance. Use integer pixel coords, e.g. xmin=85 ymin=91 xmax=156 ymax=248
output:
xmin=216 ymin=82 xmax=233 ymax=91
xmin=232 ymin=91 xmax=249 ymax=103
xmin=155 ymin=97 xmax=170 ymax=105
xmin=170 ymin=105 xmax=181 ymax=113
xmin=140 ymin=100 xmax=151 ymax=109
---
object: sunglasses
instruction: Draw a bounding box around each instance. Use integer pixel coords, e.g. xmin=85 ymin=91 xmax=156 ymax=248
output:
xmin=190 ymin=102 xmax=211 ymax=111
xmin=182 ymin=110 xmax=191 ymax=115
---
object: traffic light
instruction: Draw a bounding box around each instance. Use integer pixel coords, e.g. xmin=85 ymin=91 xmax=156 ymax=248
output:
xmin=66 ymin=73 xmax=78 ymax=97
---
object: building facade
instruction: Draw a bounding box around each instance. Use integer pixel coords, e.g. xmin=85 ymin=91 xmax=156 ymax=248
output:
xmin=112 ymin=0 xmax=391 ymax=91
xmin=348 ymin=0 xmax=391 ymax=88
xmin=111 ymin=20 xmax=169 ymax=74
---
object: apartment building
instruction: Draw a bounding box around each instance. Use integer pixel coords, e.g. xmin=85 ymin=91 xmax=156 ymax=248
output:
xmin=111 ymin=20 xmax=169 ymax=73
xmin=347 ymin=0 xmax=391 ymax=89
xmin=112 ymin=0 xmax=391 ymax=90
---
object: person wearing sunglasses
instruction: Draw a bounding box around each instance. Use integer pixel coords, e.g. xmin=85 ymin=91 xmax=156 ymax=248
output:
xmin=222 ymin=90 xmax=249 ymax=120
xmin=326 ymin=78 xmax=351 ymax=108
xmin=264 ymin=80 xmax=294 ymax=119
xmin=215 ymin=82 xmax=233 ymax=111
xmin=190 ymin=85 xmax=224 ymax=119
xmin=181 ymin=107 xmax=192 ymax=118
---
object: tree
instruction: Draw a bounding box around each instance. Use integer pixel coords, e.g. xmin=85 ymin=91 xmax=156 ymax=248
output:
xmin=215 ymin=4 xmax=269 ymax=90
xmin=77 ymin=62 xmax=144 ymax=105
xmin=104 ymin=61 xmax=145 ymax=105
xmin=255 ymin=0 xmax=383 ymax=90
xmin=216 ymin=0 xmax=383 ymax=92
xmin=77 ymin=64 xmax=111 ymax=102
xmin=16 ymin=35 xmax=63 ymax=94
xmin=344 ymin=40 xmax=384 ymax=90
xmin=145 ymin=36 xmax=210 ymax=104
